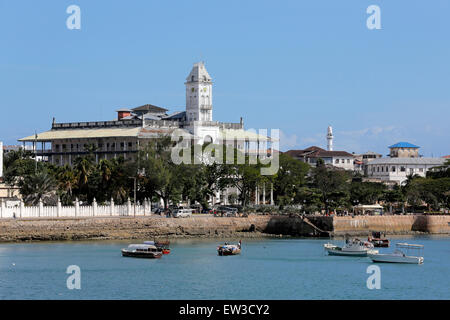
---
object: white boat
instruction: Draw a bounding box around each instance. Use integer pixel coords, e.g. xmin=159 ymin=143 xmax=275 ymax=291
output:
xmin=368 ymin=243 xmax=424 ymax=264
xmin=324 ymin=238 xmax=378 ymax=257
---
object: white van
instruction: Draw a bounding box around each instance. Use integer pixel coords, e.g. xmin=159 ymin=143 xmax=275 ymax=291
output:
xmin=172 ymin=208 xmax=193 ymax=218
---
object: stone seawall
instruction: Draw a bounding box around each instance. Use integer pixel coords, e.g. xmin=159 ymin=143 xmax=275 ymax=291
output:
xmin=0 ymin=214 xmax=449 ymax=242
xmin=332 ymin=215 xmax=450 ymax=235
xmin=0 ymin=215 xmax=273 ymax=242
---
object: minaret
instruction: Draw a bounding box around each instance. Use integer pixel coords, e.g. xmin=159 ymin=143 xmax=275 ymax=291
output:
xmin=327 ymin=126 xmax=333 ymax=151
xmin=185 ymin=62 xmax=213 ymax=122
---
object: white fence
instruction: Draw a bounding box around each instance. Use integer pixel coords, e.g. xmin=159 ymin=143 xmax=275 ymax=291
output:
xmin=0 ymin=198 xmax=151 ymax=219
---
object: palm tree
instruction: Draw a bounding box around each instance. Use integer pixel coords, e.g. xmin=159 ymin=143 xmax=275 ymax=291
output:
xmin=19 ymin=170 xmax=57 ymax=205
xmin=56 ymin=165 xmax=77 ymax=204
xmin=73 ymin=156 xmax=93 ymax=186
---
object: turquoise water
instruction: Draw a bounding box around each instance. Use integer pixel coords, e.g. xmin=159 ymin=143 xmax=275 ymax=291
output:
xmin=0 ymin=236 xmax=449 ymax=299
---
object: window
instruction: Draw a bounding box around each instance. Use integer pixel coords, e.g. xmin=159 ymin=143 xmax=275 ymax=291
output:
xmin=335 ymin=159 xmax=339 ymax=164
xmin=347 ymin=159 xmax=350 ymax=163
xmin=341 ymin=159 xmax=345 ymax=164
xmin=128 ymin=142 xmax=132 ymax=148
xmin=392 ymin=166 xmax=396 ymax=172
xmin=400 ymin=166 xmax=406 ymax=172
xmin=419 ymin=168 xmax=424 ymax=172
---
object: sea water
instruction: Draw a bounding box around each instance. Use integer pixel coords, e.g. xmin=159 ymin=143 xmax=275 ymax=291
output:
xmin=0 ymin=236 xmax=449 ymax=299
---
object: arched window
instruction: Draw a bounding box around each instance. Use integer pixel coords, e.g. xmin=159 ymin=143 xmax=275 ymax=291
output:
xmin=191 ymin=76 xmax=194 ymax=82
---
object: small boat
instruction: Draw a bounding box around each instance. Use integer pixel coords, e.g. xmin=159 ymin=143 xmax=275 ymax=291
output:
xmin=217 ymin=240 xmax=241 ymax=256
xmin=121 ymin=244 xmax=163 ymax=259
xmin=144 ymin=240 xmax=171 ymax=255
xmin=368 ymin=243 xmax=424 ymax=264
xmin=368 ymin=231 xmax=390 ymax=247
xmin=324 ymin=238 xmax=378 ymax=257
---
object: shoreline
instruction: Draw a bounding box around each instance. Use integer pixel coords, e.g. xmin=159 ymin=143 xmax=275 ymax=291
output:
xmin=0 ymin=214 xmax=449 ymax=243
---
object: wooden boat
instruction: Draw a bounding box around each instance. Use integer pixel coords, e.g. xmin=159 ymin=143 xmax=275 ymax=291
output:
xmin=368 ymin=243 xmax=424 ymax=264
xmin=368 ymin=231 xmax=390 ymax=247
xmin=121 ymin=244 xmax=163 ymax=259
xmin=144 ymin=240 xmax=171 ymax=254
xmin=217 ymin=240 xmax=241 ymax=256
xmin=324 ymin=238 xmax=378 ymax=257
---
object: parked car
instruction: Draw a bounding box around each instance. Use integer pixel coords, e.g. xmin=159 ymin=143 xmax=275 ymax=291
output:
xmin=190 ymin=204 xmax=202 ymax=214
xmin=214 ymin=206 xmax=238 ymax=217
xmin=172 ymin=208 xmax=193 ymax=218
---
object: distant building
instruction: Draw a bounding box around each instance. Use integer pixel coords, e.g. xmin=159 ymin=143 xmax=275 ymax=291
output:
xmin=366 ymin=142 xmax=445 ymax=185
xmin=353 ymin=151 xmax=382 ymax=174
xmin=388 ymin=142 xmax=420 ymax=158
xmin=285 ymin=146 xmax=355 ymax=170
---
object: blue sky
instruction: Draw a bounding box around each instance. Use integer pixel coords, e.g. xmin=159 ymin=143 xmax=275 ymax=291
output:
xmin=0 ymin=0 xmax=449 ymax=157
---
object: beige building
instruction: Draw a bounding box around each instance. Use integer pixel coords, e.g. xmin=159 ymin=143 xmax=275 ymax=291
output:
xmin=18 ymin=63 xmax=271 ymax=167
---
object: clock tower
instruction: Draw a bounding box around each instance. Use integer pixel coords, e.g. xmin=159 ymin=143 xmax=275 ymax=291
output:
xmin=185 ymin=62 xmax=213 ymax=122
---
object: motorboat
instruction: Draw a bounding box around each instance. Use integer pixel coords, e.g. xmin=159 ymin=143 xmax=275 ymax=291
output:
xmin=217 ymin=240 xmax=241 ymax=256
xmin=324 ymin=238 xmax=378 ymax=257
xmin=368 ymin=243 xmax=424 ymax=264
xmin=144 ymin=240 xmax=171 ymax=254
xmin=121 ymin=244 xmax=163 ymax=259
xmin=368 ymin=231 xmax=390 ymax=247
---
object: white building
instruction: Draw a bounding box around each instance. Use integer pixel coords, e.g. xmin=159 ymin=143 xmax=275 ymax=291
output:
xmin=366 ymin=142 xmax=445 ymax=185
xmin=286 ymin=146 xmax=355 ymax=170
xmin=19 ymin=62 xmax=271 ymax=166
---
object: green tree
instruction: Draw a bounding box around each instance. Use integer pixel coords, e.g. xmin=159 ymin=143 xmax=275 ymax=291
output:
xmin=19 ymin=169 xmax=57 ymax=205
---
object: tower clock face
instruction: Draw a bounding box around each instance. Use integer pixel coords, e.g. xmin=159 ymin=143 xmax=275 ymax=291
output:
xmin=203 ymin=87 xmax=207 ymax=92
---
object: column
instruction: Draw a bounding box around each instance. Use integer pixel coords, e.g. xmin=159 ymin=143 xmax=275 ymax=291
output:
xmin=262 ymin=183 xmax=266 ymax=205
xmin=110 ymin=198 xmax=115 ymax=216
xmin=127 ymin=197 xmax=132 ymax=216
xmin=93 ymin=198 xmax=97 ymax=217
xmin=270 ymin=183 xmax=274 ymax=205
xmin=57 ymin=197 xmax=61 ymax=217
xmin=38 ymin=198 xmax=43 ymax=218
xmin=20 ymin=199 xmax=24 ymax=218
xmin=75 ymin=198 xmax=79 ymax=217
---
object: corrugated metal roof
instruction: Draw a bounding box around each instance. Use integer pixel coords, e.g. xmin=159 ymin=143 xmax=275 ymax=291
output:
xmin=19 ymin=127 xmax=141 ymax=141
xmin=220 ymin=129 xmax=274 ymax=141
xmin=367 ymin=157 xmax=445 ymax=165
xmin=388 ymin=142 xmax=420 ymax=149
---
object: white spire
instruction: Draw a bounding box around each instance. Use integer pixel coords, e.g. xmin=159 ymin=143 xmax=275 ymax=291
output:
xmin=327 ymin=126 xmax=333 ymax=151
